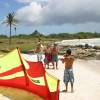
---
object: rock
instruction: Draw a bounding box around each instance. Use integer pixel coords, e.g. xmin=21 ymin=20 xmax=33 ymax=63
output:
xmin=93 ymin=46 xmax=100 ymax=50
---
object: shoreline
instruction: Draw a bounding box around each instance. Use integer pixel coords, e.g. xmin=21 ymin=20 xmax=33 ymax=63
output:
xmin=57 ymin=38 xmax=100 ymax=46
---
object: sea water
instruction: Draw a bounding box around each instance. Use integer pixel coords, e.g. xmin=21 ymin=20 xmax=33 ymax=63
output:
xmin=58 ymin=38 xmax=100 ymax=46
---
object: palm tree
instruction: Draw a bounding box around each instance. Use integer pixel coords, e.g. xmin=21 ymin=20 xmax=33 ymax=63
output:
xmin=2 ymin=12 xmax=18 ymax=47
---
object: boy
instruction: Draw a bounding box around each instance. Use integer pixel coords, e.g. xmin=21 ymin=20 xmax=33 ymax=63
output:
xmin=61 ymin=49 xmax=75 ymax=92
xmin=44 ymin=44 xmax=52 ymax=69
xmin=35 ymin=43 xmax=44 ymax=62
xmin=51 ymin=43 xmax=59 ymax=69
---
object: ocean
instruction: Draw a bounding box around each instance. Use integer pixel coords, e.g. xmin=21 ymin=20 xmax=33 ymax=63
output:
xmin=58 ymin=38 xmax=100 ymax=46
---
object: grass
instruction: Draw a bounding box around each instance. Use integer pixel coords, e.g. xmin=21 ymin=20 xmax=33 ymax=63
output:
xmin=0 ymin=38 xmax=36 ymax=51
xmin=0 ymin=37 xmax=61 ymax=52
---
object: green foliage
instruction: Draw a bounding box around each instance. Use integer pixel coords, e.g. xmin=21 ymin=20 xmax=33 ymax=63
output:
xmin=2 ymin=12 xmax=18 ymax=46
xmin=47 ymin=32 xmax=100 ymax=39
xmin=0 ymin=31 xmax=100 ymax=51
xmin=30 ymin=30 xmax=44 ymax=37
xmin=1 ymin=32 xmax=100 ymax=39
xmin=0 ymin=35 xmax=8 ymax=38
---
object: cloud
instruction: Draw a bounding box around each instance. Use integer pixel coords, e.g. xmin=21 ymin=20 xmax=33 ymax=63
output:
xmin=16 ymin=0 xmax=100 ymax=26
xmin=16 ymin=2 xmax=42 ymax=25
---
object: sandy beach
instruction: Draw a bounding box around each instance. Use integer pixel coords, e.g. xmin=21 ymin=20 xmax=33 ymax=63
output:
xmin=46 ymin=59 xmax=100 ymax=100
xmin=0 ymin=58 xmax=100 ymax=100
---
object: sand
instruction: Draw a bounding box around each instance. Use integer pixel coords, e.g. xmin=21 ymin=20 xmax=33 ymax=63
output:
xmin=0 ymin=94 xmax=10 ymax=100
xmin=0 ymin=59 xmax=100 ymax=100
xmin=0 ymin=86 xmax=43 ymax=100
xmin=46 ymin=59 xmax=100 ymax=100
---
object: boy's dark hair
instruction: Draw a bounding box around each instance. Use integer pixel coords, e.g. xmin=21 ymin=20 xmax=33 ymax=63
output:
xmin=66 ymin=49 xmax=71 ymax=55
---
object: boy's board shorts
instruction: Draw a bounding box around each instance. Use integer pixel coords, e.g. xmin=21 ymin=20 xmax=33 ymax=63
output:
xmin=64 ymin=68 xmax=74 ymax=84
xmin=37 ymin=53 xmax=43 ymax=62
xmin=44 ymin=53 xmax=52 ymax=63
xmin=52 ymin=55 xmax=58 ymax=62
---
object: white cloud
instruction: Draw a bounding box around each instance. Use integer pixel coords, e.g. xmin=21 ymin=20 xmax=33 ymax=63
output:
xmin=16 ymin=1 xmax=44 ymax=25
xmin=16 ymin=0 xmax=100 ymax=26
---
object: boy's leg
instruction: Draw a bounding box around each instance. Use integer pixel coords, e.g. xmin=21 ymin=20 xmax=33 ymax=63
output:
xmin=46 ymin=60 xmax=49 ymax=69
xmin=44 ymin=58 xmax=47 ymax=68
xmin=37 ymin=54 xmax=42 ymax=62
xmin=37 ymin=54 xmax=39 ymax=61
xmin=47 ymin=62 xmax=49 ymax=69
xmin=65 ymin=83 xmax=68 ymax=92
xmin=44 ymin=63 xmax=46 ymax=68
xmin=56 ymin=61 xmax=58 ymax=69
xmin=52 ymin=61 xmax=55 ymax=69
xmin=55 ymin=55 xmax=58 ymax=69
xmin=62 ymin=83 xmax=68 ymax=92
xmin=69 ymin=70 xmax=74 ymax=92
xmin=52 ymin=55 xmax=55 ymax=69
xmin=71 ymin=82 xmax=74 ymax=92
xmin=51 ymin=59 xmax=54 ymax=69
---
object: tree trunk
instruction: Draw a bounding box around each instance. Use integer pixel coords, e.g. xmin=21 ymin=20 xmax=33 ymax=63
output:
xmin=15 ymin=27 xmax=16 ymax=35
xmin=9 ymin=24 xmax=12 ymax=49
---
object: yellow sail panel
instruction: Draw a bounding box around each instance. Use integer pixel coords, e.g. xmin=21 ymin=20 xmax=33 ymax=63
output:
xmin=21 ymin=56 xmax=30 ymax=70
xmin=45 ymin=72 xmax=58 ymax=92
xmin=0 ymin=71 xmax=24 ymax=80
xmin=0 ymin=49 xmax=22 ymax=73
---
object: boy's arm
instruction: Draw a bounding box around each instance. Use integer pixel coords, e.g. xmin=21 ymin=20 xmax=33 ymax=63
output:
xmin=35 ymin=48 xmax=39 ymax=53
xmin=60 ymin=58 xmax=65 ymax=63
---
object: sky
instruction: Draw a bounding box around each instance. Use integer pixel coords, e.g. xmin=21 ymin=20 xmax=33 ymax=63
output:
xmin=0 ymin=0 xmax=100 ymax=35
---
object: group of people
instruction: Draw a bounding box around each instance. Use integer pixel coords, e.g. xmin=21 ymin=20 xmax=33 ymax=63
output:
xmin=35 ymin=41 xmax=75 ymax=93
xmin=35 ymin=42 xmax=59 ymax=69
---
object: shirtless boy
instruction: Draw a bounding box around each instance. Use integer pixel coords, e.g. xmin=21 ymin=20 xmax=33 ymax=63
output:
xmin=61 ymin=49 xmax=75 ymax=92
xmin=51 ymin=43 xmax=59 ymax=69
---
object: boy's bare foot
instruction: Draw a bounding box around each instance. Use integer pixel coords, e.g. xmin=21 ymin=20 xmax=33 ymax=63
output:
xmin=71 ymin=89 xmax=74 ymax=93
xmin=46 ymin=67 xmax=49 ymax=69
xmin=61 ymin=90 xmax=67 ymax=92
xmin=56 ymin=67 xmax=58 ymax=70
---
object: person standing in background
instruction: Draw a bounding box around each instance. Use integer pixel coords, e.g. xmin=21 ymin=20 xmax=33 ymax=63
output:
xmin=35 ymin=42 xmax=44 ymax=62
xmin=51 ymin=43 xmax=59 ymax=69
xmin=44 ymin=44 xmax=52 ymax=69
